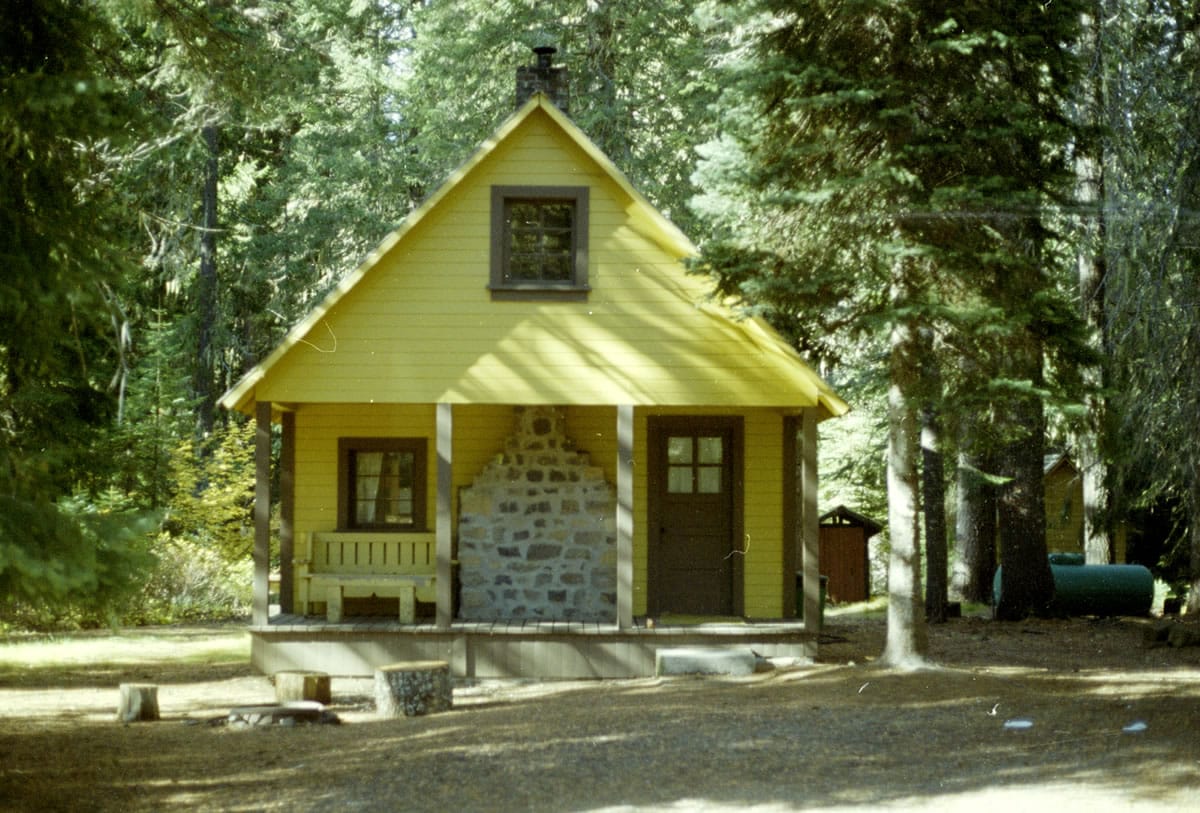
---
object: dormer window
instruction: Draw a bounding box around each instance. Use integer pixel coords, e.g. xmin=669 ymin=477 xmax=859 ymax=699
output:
xmin=490 ymin=185 xmax=589 ymax=300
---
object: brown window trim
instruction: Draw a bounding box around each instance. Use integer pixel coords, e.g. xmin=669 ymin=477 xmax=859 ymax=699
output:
xmin=489 ymin=185 xmax=589 ymax=300
xmin=337 ymin=437 xmax=428 ymax=532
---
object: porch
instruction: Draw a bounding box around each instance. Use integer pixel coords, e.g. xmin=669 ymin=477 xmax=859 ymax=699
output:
xmin=249 ymin=615 xmax=817 ymax=679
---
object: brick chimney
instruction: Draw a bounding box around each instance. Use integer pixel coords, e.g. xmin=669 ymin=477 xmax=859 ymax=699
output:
xmin=516 ymin=45 xmax=569 ymax=113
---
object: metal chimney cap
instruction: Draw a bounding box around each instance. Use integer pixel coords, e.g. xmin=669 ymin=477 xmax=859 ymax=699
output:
xmin=533 ymin=45 xmax=557 ymax=67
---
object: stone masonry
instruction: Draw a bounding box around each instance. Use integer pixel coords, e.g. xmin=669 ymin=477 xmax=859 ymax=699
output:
xmin=457 ymin=406 xmax=616 ymax=622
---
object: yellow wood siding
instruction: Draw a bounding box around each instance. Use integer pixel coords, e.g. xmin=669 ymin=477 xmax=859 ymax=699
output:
xmin=450 ymin=404 xmax=520 ymax=539
xmin=241 ymin=105 xmax=842 ymax=413
xmin=741 ymin=410 xmax=787 ymax=618
xmin=1044 ymin=465 xmax=1083 ymax=554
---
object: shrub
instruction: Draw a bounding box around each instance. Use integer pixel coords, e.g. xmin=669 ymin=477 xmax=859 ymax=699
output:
xmin=126 ymin=534 xmax=252 ymax=624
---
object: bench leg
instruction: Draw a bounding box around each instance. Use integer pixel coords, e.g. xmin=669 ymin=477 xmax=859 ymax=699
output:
xmin=398 ymin=585 xmax=415 ymax=624
xmin=326 ymin=588 xmax=344 ymax=623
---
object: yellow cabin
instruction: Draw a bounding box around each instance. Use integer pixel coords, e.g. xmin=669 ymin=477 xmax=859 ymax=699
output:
xmin=221 ymin=61 xmax=846 ymax=678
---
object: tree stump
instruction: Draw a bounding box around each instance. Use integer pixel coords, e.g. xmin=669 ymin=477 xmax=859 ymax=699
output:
xmin=117 ymin=683 xmax=159 ymax=723
xmin=375 ymin=661 xmax=452 ymax=718
xmin=275 ymin=671 xmax=332 ymax=705
xmin=228 ymin=701 xmax=336 ymax=727
xmin=1168 ymin=624 xmax=1200 ymax=648
xmin=1144 ymin=620 xmax=1175 ymax=647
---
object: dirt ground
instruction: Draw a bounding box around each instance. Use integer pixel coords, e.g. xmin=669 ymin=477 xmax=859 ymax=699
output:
xmin=2 ymin=613 xmax=1200 ymax=812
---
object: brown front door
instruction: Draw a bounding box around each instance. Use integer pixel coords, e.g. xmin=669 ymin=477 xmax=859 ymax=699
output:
xmin=648 ymin=417 xmax=742 ymax=616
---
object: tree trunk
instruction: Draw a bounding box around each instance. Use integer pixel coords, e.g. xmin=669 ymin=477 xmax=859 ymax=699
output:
xmin=375 ymin=661 xmax=452 ymax=718
xmin=995 ymin=339 xmax=1055 ymax=620
xmin=1077 ymin=5 xmax=1113 ymax=564
xmin=274 ymin=670 xmax=331 ymax=705
xmin=1188 ymin=476 xmax=1200 ymax=615
xmin=194 ymin=123 xmax=219 ymax=436
xmin=951 ymin=441 xmax=997 ymax=605
xmin=882 ymin=307 xmax=928 ymax=667
xmin=116 ymin=683 xmax=159 ymax=723
xmin=922 ymin=413 xmax=948 ymax=622
xmin=920 ymin=330 xmax=948 ymax=623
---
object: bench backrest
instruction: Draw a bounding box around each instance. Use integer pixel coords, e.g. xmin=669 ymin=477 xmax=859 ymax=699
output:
xmin=306 ymin=532 xmax=435 ymax=575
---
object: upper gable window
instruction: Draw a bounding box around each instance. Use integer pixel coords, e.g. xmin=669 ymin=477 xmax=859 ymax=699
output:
xmin=490 ymin=185 xmax=589 ymax=300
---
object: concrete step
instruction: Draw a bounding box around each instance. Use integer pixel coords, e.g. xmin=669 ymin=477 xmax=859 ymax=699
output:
xmin=654 ymin=646 xmax=759 ymax=676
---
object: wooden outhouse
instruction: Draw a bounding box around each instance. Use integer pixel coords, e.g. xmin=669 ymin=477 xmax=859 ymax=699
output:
xmin=1044 ymin=453 xmax=1127 ymax=563
xmin=818 ymin=506 xmax=880 ymax=604
xmin=220 ymin=66 xmax=846 ymax=677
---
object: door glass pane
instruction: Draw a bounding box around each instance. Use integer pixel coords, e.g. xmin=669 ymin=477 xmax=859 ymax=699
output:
xmin=668 ymin=466 xmax=693 ymax=493
xmin=667 ymin=436 xmax=693 ymax=464
xmin=697 ymin=467 xmax=721 ymax=494
xmin=698 ymin=437 xmax=723 ymax=464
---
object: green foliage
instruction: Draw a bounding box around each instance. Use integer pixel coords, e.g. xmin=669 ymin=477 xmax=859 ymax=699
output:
xmin=693 ymin=0 xmax=1088 ymax=371
xmin=0 ymin=490 xmax=158 ymax=629
xmin=693 ymin=0 xmax=1095 ymax=453
xmin=13 ymin=0 xmax=1196 ymax=619
xmin=0 ymin=1 xmax=156 ymax=615
xmin=402 ymin=0 xmax=716 ymax=231
xmin=1101 ymin=3 xmax=1200 ymax=509
xmin=3 ymin=417 xmax=258 ymax=630
xmin=119 ymin=418 xmax=258 ymax=625
xmin=692 ymin=0 xmax=1091 ymax=624
xmin=126 ymin=534 xmax=252 ymax=625
xmin=162 ymin=420 xmax=257 ymax=562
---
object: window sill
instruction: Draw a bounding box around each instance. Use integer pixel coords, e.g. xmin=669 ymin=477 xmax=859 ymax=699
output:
xmin=489 ymin=285 xmax=590 ymax=302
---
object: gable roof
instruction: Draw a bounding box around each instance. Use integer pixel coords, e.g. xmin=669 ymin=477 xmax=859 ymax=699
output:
xmin=220 ymin=94 xmax=848 ymax=419
xmin=820 ymin=505 xmax=883 ymax=536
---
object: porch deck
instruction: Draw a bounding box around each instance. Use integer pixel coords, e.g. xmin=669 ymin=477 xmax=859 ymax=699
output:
xmin=249 ymin=615 xmax=817 ymax=679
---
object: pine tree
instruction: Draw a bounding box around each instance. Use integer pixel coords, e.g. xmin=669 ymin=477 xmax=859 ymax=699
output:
xmin=1099 ymin=1 xmax=1200 ymax=609
xmin=693 ymin=1 xmax=1090 ymax=648
xmin=0 ymin=0 xmax=152 ymax=611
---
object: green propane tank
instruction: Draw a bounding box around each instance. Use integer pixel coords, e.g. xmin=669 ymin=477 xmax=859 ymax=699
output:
xmin=993 ymin=556 xmax=1154 ymax=617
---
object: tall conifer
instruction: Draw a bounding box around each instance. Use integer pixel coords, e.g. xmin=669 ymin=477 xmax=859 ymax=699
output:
xmin=694 ymin=1 xmax=1089 ymax=647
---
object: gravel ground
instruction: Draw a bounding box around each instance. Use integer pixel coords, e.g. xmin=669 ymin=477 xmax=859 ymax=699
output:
xmin=2 ymin=615 xmax=1200 ymax=811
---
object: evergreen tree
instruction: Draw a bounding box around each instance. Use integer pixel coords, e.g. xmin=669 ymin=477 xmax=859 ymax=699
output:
xmin=693 ymin=1 xmax=1090 ymax=648
xmin=0 ymin=0 xmax=154 ymax=611
xmin=1099 ymin=1 xmax=1200 ymax=609
xmin=401 ymin=0 xmax=715 ymax=231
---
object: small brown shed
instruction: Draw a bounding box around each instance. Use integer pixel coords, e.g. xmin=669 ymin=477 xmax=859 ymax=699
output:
xmin=819 ymin=506 xmax=882 ymax=604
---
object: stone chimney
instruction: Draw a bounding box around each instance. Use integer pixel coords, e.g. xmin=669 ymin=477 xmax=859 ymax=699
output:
xmin=516 ymin=45 xmax=569 ymax=113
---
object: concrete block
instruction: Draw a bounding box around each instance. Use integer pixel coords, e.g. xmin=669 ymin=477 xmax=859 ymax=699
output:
xmin=655 ymin=647 xmax=757 ymax=677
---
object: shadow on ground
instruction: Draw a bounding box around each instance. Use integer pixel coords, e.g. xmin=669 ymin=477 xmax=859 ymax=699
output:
xmin=2 ymin=616 xmax=1199 ymax=811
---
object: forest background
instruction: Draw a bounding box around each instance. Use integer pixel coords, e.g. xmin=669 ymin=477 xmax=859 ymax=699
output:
xmin=2 ymin=0 xmax=1198 ymax=653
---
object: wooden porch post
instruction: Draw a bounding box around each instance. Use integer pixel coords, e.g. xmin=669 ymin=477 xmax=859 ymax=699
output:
xmin=617 ymin=404 xmax=634 ymax=629
xmin=436 ymin=403 xmax=454 ymax=629
xmin=783 ymin=415 xmax=799 ymax=618
xmin=801 ymin=408 xmax=821 ymax=633
xmin=253 ymin=401 xmax=272 ymax=626
xmin=279 ymin=410 xmax=295 ymax=614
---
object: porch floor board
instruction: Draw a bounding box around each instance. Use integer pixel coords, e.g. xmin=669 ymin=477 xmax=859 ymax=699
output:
xmin=250 ymin=614 xmax=815 ymax=679
xmin=257 ymin=613 xmax=807 ymax=636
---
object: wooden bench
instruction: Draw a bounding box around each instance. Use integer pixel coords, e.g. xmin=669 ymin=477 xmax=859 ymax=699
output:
xmin=297 ymin=532 xmax=436 ymax=623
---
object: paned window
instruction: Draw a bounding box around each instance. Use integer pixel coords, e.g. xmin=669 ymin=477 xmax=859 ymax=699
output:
xmin=338 ymin=439 xmax=427 ymax=530
xmin=666 ymin=435 xmax=725 ymax=494
xmin=490 ymin=185 xmax=588 ymax=299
